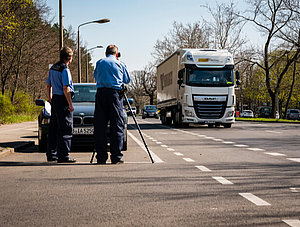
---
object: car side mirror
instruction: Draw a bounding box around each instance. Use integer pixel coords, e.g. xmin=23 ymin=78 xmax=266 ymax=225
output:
xmin=36 ymin=99 xmax=45 ymax=106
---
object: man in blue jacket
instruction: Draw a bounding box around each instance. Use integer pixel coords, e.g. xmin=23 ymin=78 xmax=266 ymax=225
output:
xmin=46 ymin=47 xmax=76 ymax=163
xmin=93 ymin=45 xmax=131 ymax=164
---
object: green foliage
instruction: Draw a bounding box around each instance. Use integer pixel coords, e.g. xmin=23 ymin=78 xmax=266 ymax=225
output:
xmin=0 ymin=94 xmax=15 ymax=117
xmin=0 ymin=91 xmax=39 ymax=124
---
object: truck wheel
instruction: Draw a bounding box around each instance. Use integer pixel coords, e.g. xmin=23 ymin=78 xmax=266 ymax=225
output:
xmin=160 ymin=113 xmax=166 ymax=125
xmin=223 ymin=123 xmax=232 ymax=128
xmin=166 ymin=117 xmax=172 ymax=125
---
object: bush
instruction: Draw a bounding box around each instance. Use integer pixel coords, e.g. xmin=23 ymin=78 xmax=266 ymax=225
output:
xmin=0 ymin=94 xmax=15 ymax=117
xmin=13 ymin=91 xmax=35 ymax=114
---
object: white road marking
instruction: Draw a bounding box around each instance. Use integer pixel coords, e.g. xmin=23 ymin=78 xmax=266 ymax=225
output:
xmin=205 ymin=136 xmax=215 ymax=139
xmin=212 ymin=176 xmax=233 ymax=185
xmin=223 ymin=141 xmax=235 ymax=144
xmin=287 ymin=158 xmax=300 ymax=163
xmin=167 ymin=148 xmax=175 ymax=151
xmin=213 ymin=138 xmax=224 ymax=142
xmin=239 ymin=193 xmax=271 ymax=206
xmin=195 ymin=165 xmax=212 ymax=172
xmin=247 ymin=148 xmax=265 ymax=151
xmin=128 ymin=131 xmax=164 ymax=163
xmin=265 ymin=130 xmax=282 ymax=134
xmin=264 ymin=152 xmax=286 ymax=156
xmin=156 ymin=141 xmax=162 ymax=144
xmin=174 ymin=152 xmax=184 ymax=156
xmin=197 ymin=135 xmax=207 ymax=138
xmin=282 ymin=219 xmax=300 ymax=227
xmin=152 ymin=139 xmax=157 ymax=142
xmin=290 ymin=188 xmax=299 ymax=193
xmin=160 ymin=145 xmax=168 ymax=148
xmin=234 ymin=144 xmax=249 ymax=147
xmin=183 ymin=158 xmax=195 ymax=162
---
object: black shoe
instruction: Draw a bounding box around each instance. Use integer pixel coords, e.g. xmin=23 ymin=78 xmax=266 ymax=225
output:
xmin=57 ymin=158 xmax=76 ymax=163
xmin=96 ymin=160 xmax=106 ymax=165
xmin=47 ymin=157 xmax=58 ymax=162
xmin=111 ymin=160 xmax=124 ymax=164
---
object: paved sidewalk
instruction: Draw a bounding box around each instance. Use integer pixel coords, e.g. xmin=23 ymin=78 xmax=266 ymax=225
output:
xmin=0 ymin=121 xmax=37 ymax=158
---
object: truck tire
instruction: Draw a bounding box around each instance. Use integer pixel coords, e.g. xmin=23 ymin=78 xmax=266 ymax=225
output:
xmin=223 ymin=123 xmax=232 ymax=128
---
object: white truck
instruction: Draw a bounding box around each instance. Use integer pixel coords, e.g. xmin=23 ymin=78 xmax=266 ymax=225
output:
xmin=157 ymin=49 xmax=240 ymax=128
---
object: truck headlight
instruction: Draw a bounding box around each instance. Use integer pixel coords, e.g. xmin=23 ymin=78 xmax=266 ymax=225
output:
xmin=184 ymin=110 xmax=194 ymax=117
xmin=226 ymin=111 xmax=234 ymax=118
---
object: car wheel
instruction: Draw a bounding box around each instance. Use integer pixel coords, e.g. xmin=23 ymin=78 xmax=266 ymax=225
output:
xmin=38 ymin=136 xmax=47 ymax=153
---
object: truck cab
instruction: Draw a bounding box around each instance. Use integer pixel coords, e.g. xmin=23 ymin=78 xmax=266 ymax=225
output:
xmin=157 ymin=49 xmax=240 ymax=128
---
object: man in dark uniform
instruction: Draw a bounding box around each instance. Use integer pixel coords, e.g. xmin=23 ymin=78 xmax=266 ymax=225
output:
xmin=93 ymin=45 xmax=131 ymax=164
xmin=46 ymin=46 xmax=76 ymax=163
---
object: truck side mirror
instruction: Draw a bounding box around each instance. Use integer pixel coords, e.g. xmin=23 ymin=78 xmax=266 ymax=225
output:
xmin=235 ymin=71 xmax=241 ymax=86
xmin=177 ymin=79 xmax=183 ymax=86
xmin=235 ymin=71 xmax=240 ymax=80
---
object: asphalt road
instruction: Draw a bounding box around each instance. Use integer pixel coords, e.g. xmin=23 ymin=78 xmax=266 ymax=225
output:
xmin=0 ymin=119 xmax=299 ymax=226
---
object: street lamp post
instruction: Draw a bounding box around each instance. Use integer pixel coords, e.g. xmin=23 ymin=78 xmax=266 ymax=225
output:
xmin=77 ymin=18 xmax=110 ymax=83
xmin=59 ymin=0 xmax=63 ymax=50
xmin=85 ymin=46 xmax=103 ymax=83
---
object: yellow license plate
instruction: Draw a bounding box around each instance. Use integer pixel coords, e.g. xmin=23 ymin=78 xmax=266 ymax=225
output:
xmin=198 ymin=58 xmax=209 ymax=62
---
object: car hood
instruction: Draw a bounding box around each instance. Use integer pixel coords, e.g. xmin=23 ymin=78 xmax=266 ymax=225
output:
xmin=73 ymin=102 xmax=95 ymax=116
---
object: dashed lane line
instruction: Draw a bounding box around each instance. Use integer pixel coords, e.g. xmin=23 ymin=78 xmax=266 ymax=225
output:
xmin=287 ymin=158 xmax=300 ymax=163
xmin=247 ymin=148 xmax=265 ymax=151
xmin=128 ymin=131 xmax=164 ymax=163
xmin=167 ymin=148 xmax=175 ymax=151
xmin=282 ymin=219 xmax=300 ymax=227
xmin=290 ymin=188 xmax=300 ymax=193
xmin=156 ymin=141 xmax=162 ymax=144
xmin=212 ymin=177 xmax=234 ymax=185
xmin=195 ymin=165 xmax=212 ymax=172
xmin=265 ymin=130 xmax=282 ymax=134
xmin=264 ymin=152 xmax=287 ymax=157
xmin=234 ymin=144 xmax=249 ymax=148
xmin=174 ymin=152 xmax=184 ymax=156
xmin=183 ymin=158 xmax=195 ymax=162
xmin=222 ymin=141 xmax=235 ymax=144
xmin=239 ymin=193 xmax=271 ymax=206
xmin=160 ymin=145 xmax=168 ymax=148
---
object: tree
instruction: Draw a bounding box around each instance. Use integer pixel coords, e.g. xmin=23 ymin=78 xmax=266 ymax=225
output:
xmin=240 ymin=0 xmax=300 ymax=117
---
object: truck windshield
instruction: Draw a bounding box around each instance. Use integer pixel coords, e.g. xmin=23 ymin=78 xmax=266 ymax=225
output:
xmin=73 ymin=85 xmax=97 ymax=102
xmin=186 ymin=66 xmax=234 ymax=87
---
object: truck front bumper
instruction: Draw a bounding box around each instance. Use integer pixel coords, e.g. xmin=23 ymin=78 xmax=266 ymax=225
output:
xmin=182 ymin=107 xmax=235 ymax=124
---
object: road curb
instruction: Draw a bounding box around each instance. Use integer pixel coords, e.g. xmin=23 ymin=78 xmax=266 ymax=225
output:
xmin=0 ymin=141 xmax=35 ymax=159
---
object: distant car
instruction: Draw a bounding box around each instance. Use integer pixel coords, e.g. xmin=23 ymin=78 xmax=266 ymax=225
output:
xmin=127 ymin=106 xmax=136 ymax=116
xmin=287 ymin=109 xmax=300 ymax=120
xmin=240 ymin=110 xmax=254 ymax=118
xmin=142 ymin=105 xmax=159 ymax=119
xmin=36 ymin=83 xmax=130 ymax=152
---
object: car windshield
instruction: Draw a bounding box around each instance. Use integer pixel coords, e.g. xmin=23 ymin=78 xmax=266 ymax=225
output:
xmin=290 ymin=109 xmax=300 ymax=113
xmin=73 ymin=85 xmax=97 ymax=102
xmin=244 ymin=110 xmax=252 ymax=113
xmin=145 ymin=106 xmax=157 ymax=111
xmin=186 ymin=66 xmax=234 ymax=87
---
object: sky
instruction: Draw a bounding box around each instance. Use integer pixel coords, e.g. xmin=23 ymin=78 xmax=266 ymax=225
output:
xmin=44 ymin=0 xmax=253 ymax=72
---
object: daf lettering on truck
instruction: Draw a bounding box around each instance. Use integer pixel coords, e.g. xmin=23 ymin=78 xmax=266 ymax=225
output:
xmin=157 ymin=49 xmax=240 ymax=128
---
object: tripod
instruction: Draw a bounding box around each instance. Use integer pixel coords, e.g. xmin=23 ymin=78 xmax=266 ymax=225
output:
xmin=90 ymin=88 xmax=154 ymax=164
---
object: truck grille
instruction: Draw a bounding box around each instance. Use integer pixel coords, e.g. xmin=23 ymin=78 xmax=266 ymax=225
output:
xmin=193 ymin=101 xmax=227 ymax=119
xmin=83 ymin=116 xmax=94 ymax=125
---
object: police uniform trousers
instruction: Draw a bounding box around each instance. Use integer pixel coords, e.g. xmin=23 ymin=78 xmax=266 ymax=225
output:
xmin=47 ymin=95 xmax=73 ymax=160
xmin=94 ymin=88 xmax=124 ymax=163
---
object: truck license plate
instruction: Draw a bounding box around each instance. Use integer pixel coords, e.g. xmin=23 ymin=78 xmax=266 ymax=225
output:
xmin=205 ymin=121 xmax=216 ymax=124
xmin=73 ymin=127 xmax=94 ymax=135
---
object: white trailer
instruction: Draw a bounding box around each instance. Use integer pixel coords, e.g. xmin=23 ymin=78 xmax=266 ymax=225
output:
xmin=157 ymin=49 xmax=240 ymax=128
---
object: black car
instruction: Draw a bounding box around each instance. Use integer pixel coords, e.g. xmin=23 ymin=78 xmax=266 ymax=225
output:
xmin=36 ymin=83 xmax=130 ymax=152
xmin=142 ymin=105 xmax=159 ymax=119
